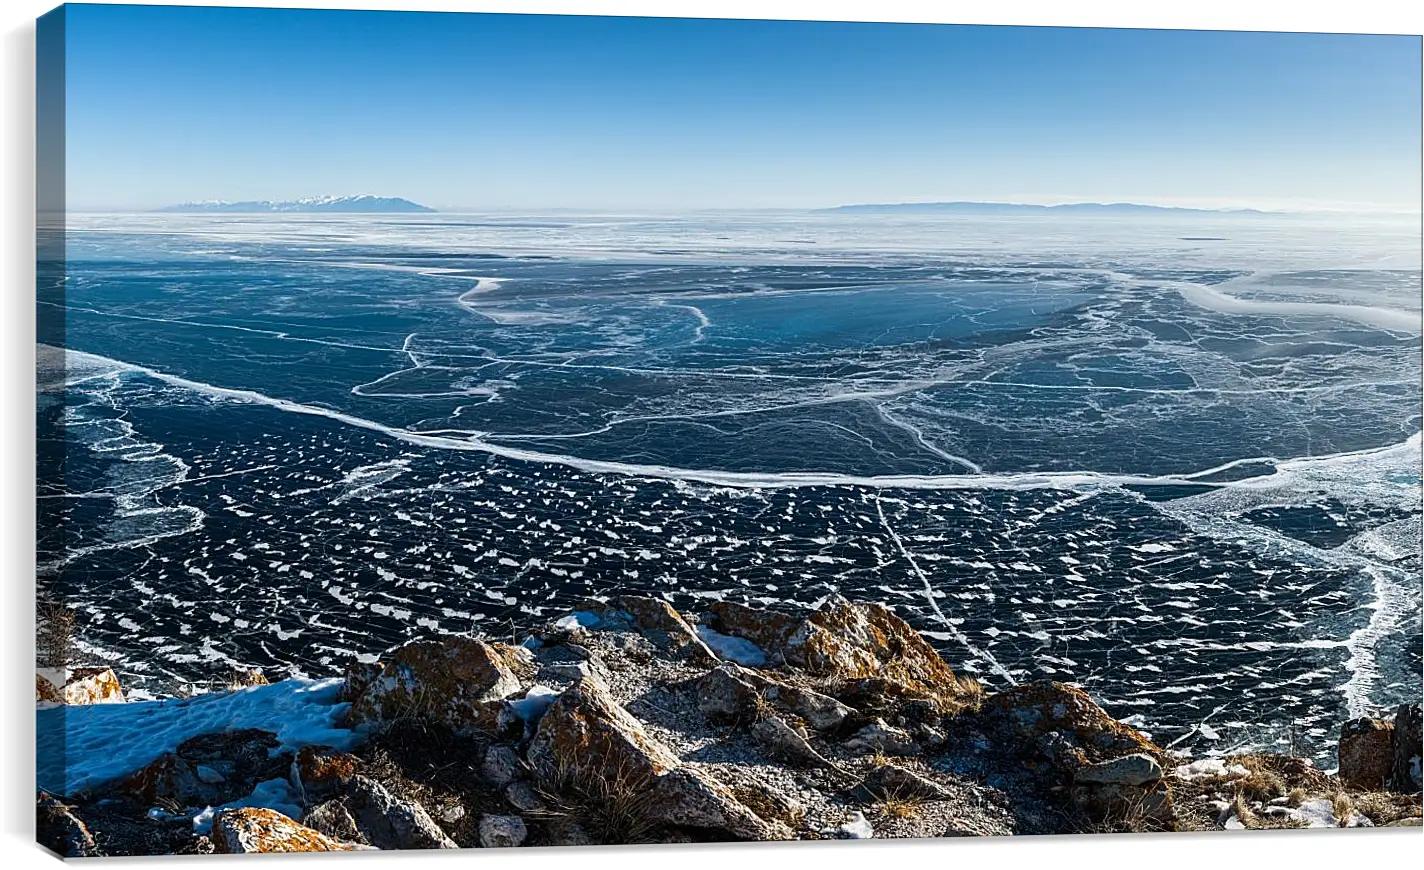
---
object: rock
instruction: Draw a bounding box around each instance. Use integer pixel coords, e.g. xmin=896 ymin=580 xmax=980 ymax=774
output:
xmin=1384 ymin=816 xmax=1422 ymax=827
xmin=293 ymin=745 xmax=362 ymax=802
xmin=527 ymin=675 xmax=790 ymax=840
xmin=482 ymin=745 xmax=526 ymax=788
xmin=762 ymin=682 xmax=854 ymax=732
xmin=1073 ymin=753 xmax=1163 ymax=787
xmin=39 ymin=667 xmax=126 ymax=706
xmin=696 ymin=662 xmax=763 ymax=721
xmin=730 ymin=781 xmax=805 ymax=826
xmin=860 ymin=763 xmax=955 ymax=801
xmin=610 ymin=596 xmax=718 ymax=664
xmin=117 ymin=729 xmax=289 ymax=807
xmin=345 ymin=636 xmax=533 ymax=736
xmin=345 ymin=775 xmax=458 ymax=850
xmin=705 ymin=601 xmax=803 ymax=659
xmin=826 ymin=810 xmax=874 ymax=839
xmin=210 ymin=808 xmax=366 ymax=853
xmin=709 ymin=598 xmax=966 ymax=698
xmin=302 ymin=800 xmax=363 ymax=844
xmin=978 ymin=680 xmax=1161 ymax=775
xmin=36 ymin=673 xmax=63 ymax=704
xmin=37 ymin=793 xmax=98 ymax=857
xmin=784 ymin=599 xmax=961 ymax=692
xmin=751 ymin=716 xmax=835 ymax=769
xmin=504 ymin=781 xmax=546 ymax=813
xmin=479 ymin=814 xmax=528 ymax=847
xmin=542 ymin=818 xmax=594 ymax=846
xmin=1390 ymin=703 xmax=1421 ymax=793
xmin=844 ymin=718 xmax=918 ymax=756
xmin=1339 ymin=716 xmax=1394 ymax=790
xmin=695 ymin=662 xmax=853 ymax=732
xmin=539 ymin=661 xmax=593 ymax=684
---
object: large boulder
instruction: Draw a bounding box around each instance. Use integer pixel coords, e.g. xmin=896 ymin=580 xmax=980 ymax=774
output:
xmin=1390 ymin=704 xmax=1422 ymax=793
xmin=527 ymin=675 xmax=790 ymax=840
xmin=344 ymin=636 xmax=534 ymax=735
xmin=978 ymin=681 xmax=1173 ymax=828
xmin=978 ymin=681 xmax=1162 ymax=773
xmin=344 ymin=775 xmax=457 ymax=850
xmin=210 ymin=808 xmax=367 ymax=853
xmin=1339 ymin=716 xmax=1394 ymax=790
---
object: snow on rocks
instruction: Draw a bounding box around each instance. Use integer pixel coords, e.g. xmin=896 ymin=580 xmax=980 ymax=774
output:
xmin=695 ymin=626 xmax=767 ymax=667
xmin=36 ymin=677 xmax=357 ymax=797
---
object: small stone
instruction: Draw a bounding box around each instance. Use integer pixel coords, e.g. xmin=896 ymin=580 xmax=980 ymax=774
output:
xmin=302 ymin=801 xmax=363 ymax=844
xmin=440 ymin=804 xmax=466 ymax=823
xmin=860 ymin=763 xmax=955 ymax=801
xmin=750 ymin=716 xmax=834 ymax=769
xmin=844 ymin=719 xmax=918 ymax=756
xmin=482 ymin=745 xmax=525 ymax=788
xmin=542 ymin=818 xmax=593 ymax=846
xmin=479 ymin=814 xmax=527 ymax=848
xmin=504 ymin=781 xmax=546 ymax=813
xmin=1073 ymin=753 xmax=1163 ymax=787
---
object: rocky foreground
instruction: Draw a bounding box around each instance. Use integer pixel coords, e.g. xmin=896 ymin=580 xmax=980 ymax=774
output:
xmin=37 ymin=596 xmax=1424 ymax=856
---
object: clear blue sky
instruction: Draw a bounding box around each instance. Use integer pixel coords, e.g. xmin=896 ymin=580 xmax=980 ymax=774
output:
xmin=57 ymin=4 xmax=1422 ymax=211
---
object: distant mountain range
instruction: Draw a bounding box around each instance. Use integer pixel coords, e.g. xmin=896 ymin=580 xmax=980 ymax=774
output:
xmin=157 ymin=195 xmax=435 ymax=214
xmin=822 ymin=201 xmax=1267 ymax=215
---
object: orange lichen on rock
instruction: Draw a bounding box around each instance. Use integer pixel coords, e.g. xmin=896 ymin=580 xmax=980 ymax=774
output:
xmin=210 ymin=807 xmax=365 ymax=853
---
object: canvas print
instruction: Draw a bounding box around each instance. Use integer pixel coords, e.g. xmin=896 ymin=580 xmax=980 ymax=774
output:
xmin=35 ymin=2 xmax=1423 ymax=857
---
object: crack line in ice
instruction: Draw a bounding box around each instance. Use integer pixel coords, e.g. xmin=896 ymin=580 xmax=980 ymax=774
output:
xmin=875 ymin=495 xmax=1017 ymax=685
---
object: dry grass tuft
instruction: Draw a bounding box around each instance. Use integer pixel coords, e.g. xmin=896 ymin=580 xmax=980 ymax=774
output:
xmin=1330 ymin=792 xmax=1356 ymax=826
xmin=533 ymin=756 xmax=665 ymax=845
xmin=878 ymin=794 xmax=923 ymax=821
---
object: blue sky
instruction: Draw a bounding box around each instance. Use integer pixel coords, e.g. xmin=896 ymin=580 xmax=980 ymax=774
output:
xmin=58 ymin=4 xmax=1422 ymax=211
